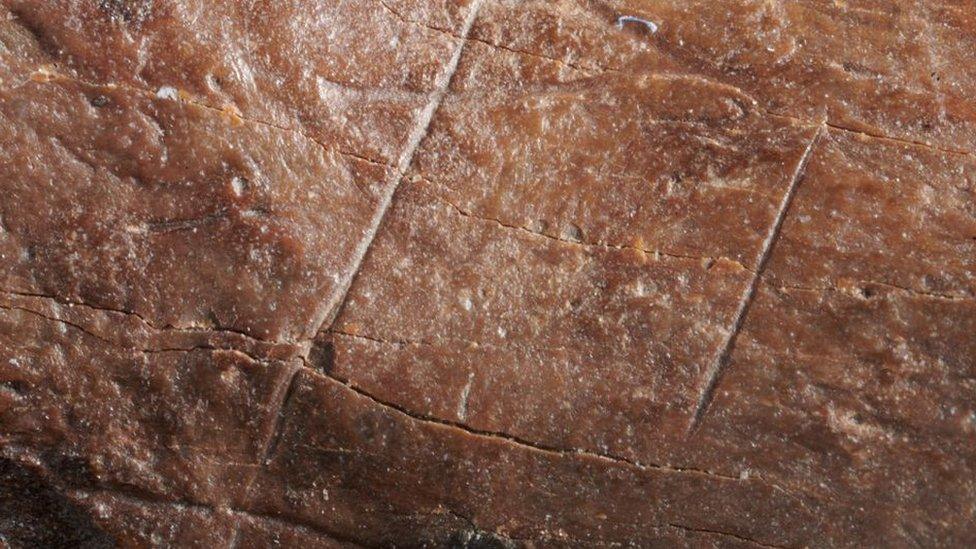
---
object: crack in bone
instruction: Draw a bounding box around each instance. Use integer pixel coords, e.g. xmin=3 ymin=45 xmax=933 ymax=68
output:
xmin=418 ymin=176 xmax=753 ymax=272
xmin=0 ymin=289 xmax=280 ymax=348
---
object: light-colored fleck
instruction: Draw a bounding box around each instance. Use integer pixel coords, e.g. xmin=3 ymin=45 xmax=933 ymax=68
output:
xmin=156 ymin=86 xmax=179 ymax=101
xmin=616 ymin=15 xmax=659 ymax=34
xmin=231 ymin=176 xmax=246 ymax=197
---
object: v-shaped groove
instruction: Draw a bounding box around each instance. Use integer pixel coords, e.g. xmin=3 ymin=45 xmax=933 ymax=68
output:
xmin=688 ymin=124 xmax=825 ymax=433
xmin=302 ymin=0 xmax=487 ymax=342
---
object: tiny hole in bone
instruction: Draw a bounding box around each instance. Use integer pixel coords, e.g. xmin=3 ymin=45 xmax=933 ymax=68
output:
xmin=561 ymin=223 xmax=583 ymax=242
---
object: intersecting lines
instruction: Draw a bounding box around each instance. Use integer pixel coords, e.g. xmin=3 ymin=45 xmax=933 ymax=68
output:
xmin=226 ymin=2 xmax=488 ymax=544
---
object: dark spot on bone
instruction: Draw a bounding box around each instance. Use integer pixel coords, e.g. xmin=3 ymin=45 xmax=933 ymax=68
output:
xmin=309 ymin=339 xmax=336 ymax=375
xmin=561 ymin=223 xmax=583 ymax=242
xmin=0 ymin=379 xmax=28 ymax=396
xmin=448 ymin=530 xmax=512 ymax=549
xmin=7 ymin=10 xmax=62 ymax=57
xmin=98 ymin=0 xmax=153 ymax=24
xmin=0 ymin=457 xmax=114 ymax=547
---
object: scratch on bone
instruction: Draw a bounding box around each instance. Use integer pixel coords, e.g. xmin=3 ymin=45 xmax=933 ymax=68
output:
xmin=306 ymin=366 xmax=822 ymax=523
xmin=688 ymin=125 xmax=824 ymax=433
xmin=0 ymin=289 xmax=276 ymax=346
xmin=301 ymin=0 xmax=487 ymax=341
xmin=0 ymin=301 xmax=271 ymax=364
xmin=65 ymin=488 xmax=365 ymax=547
xmin=315 ymin=368 xmax=744 ymax=483
xmin=773 ymin=280 xmax=973 ymax=303
xmin=456 ymin=372 xmax=475 ymax=421
xmin=668 ymin=522 xmax=788 ymax=549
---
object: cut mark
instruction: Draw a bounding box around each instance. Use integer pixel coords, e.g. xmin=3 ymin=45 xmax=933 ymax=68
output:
xmin=260 ymin=367 xmax=303 ymax=466
xmin=301 ymin=0 xmax=486 ymax=341
xmin=457 ymin=372 xmax=475 ymax=421
xmin=616 ymin=15 xmax=659 ymax=34
xmin=688 ymin=125 xmax=824 ymax=434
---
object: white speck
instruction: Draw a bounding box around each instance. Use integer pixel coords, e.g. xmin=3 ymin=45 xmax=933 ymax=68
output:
xmin=497 ymin=326 xmax=507 ymax=338
xmin=616 ymin=15 xmax=659 ymax=34
xmin=631 ymin=280 xmax=648 ymax=297
xmin=156 ymin=86 xmax=179 ymax=100
xmin=231 ymin=176 xmax=245 ymax=196
xmin=460 ymin=296 xmax=473 ymax=311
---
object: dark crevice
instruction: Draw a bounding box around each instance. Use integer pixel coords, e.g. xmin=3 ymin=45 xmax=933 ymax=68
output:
xmin=315 ymin=368 xmax=743 ymax=483
xmin=307 ymin=337 xmax=336 ymax=375
xmin=0 ymin=298 xmax=274 ymax=365
xmin=0 ymin=458 xmax=115 ymax=548
xmin=7 ymin=9 xmax=63 ymax=58
xmin=0 ymin=288 xmax=284 ymax=347
xmin=0 ymin=303 xmax=117 ymax=347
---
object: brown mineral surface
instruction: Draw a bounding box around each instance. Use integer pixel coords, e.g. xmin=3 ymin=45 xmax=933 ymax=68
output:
xmin=1 ymin=1 xmax=974 ymax=547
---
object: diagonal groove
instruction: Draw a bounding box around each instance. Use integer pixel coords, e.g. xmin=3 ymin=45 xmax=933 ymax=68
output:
xmin=226 ymin=3 xmax=487 ymax=543
xmin=259 ymin=367 xmax=303 ymax=466
xmin=313 ymin=366 xmax=822 ymax=520
xmin=302 ymin=0 xmax=487 ymax=341
xmin=668 ymin=523 xmax=789 ymax=549
xmin=688 ymin=125 xmax=825 ymax=433
xmin=226 ymin=363 xmax=303 ymax=548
